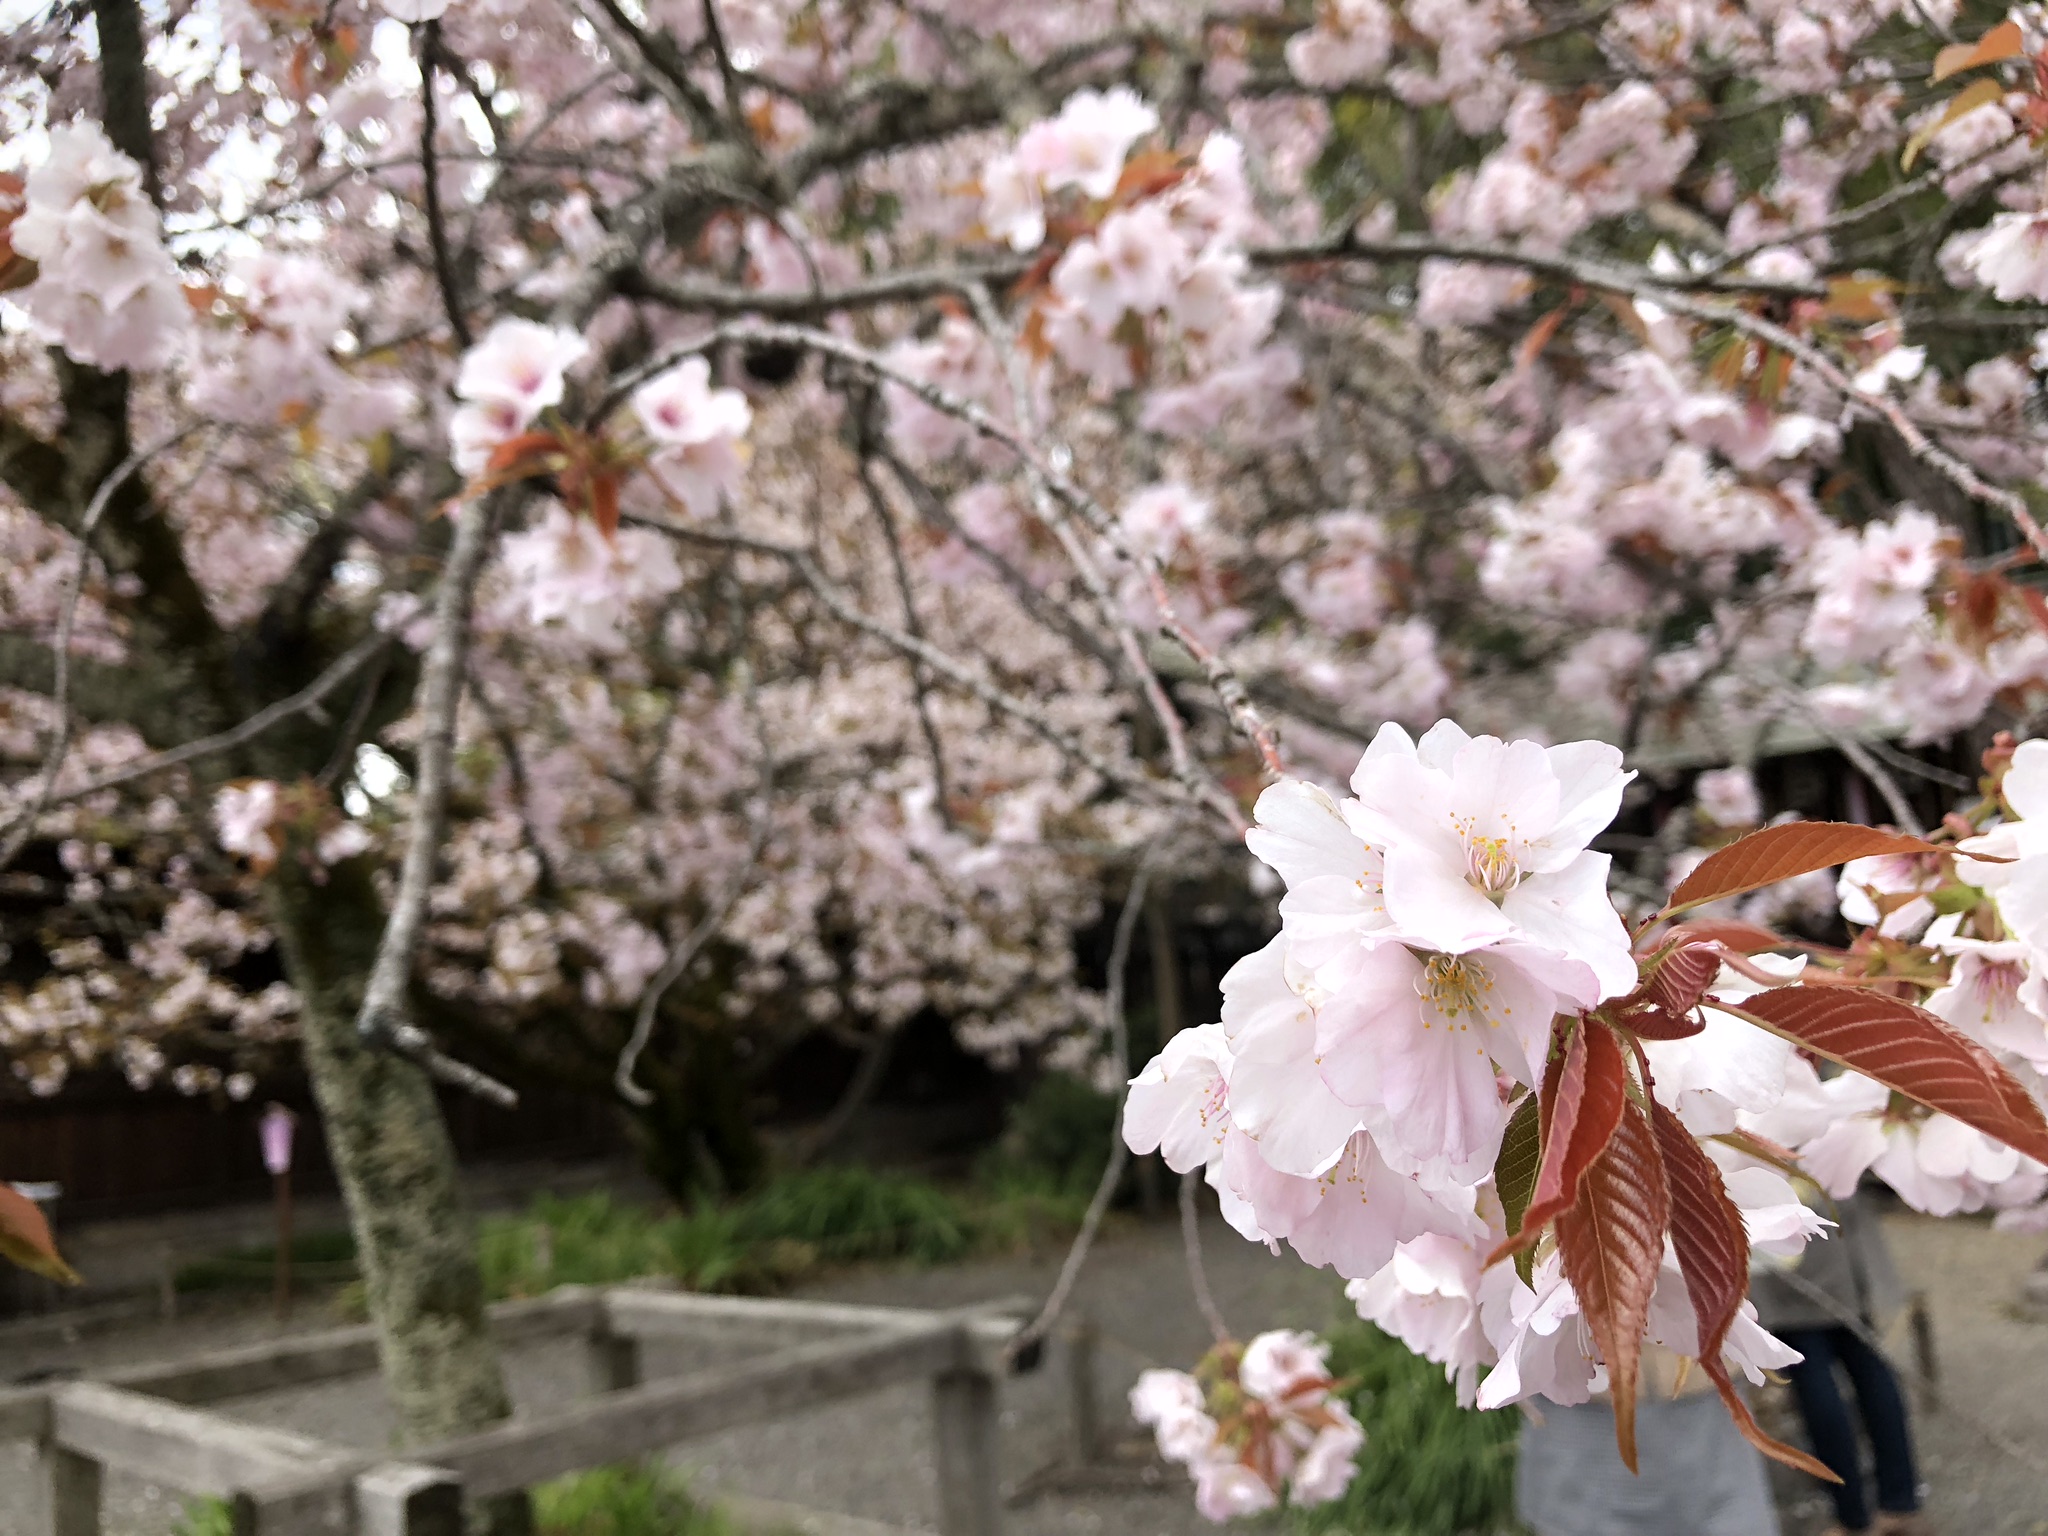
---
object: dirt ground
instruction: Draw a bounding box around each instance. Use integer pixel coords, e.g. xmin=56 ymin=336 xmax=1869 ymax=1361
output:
xmin=3 ymin=1204 xmax=2046 ymax=1535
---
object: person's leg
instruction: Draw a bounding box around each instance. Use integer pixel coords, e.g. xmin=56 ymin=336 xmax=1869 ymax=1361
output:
xmin=1777 ymin=1327 xmax=1874 ymax=1531
xmin=1832 ymin=1325 xmax=1921 ymax=1516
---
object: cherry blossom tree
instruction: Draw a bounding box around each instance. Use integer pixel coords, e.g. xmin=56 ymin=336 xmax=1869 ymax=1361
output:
xmin=15 ymin=0 xmax=2048 ymax=1518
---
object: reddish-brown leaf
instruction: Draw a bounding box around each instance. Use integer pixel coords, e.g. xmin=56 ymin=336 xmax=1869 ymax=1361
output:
xmin=1490 ymin=1022 xmax=1628 ymax=1266
xmin=1650 ymin=1100 xmax=1837 ymax=1482
xmin=1933 ymin=18 xmax=2026 ymax=81
xmin=0 ymin=1186 xmax=78 ymax=1285
xmin=1737 ymin=986 xmax=2048 ymax=1165
xmin=1514 ymin=305 xmax=1570 ymax=376
xmin=484 ymin=430 xmax=565 ymax=477
xmin=1665 ymin=918 xmax=1790 ymax=954
xmin=588 ymin=471 xmax=621 ymax=542
xmin=1619 ymin=1006 xmax=1706 ymax=1041
xmin=1620 ymin=942 xmax=1721 ymax=1016
xmin=1664 ymin=823 xmax=1944 ymax=915
xmin=1557 ymin=1098 xmax=1669 ymax=1472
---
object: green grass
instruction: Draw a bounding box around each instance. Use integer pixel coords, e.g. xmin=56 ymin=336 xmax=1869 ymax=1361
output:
xmin=171 ymin=1497 xmax=234 ymax=1536
xmin=1286 ymin=1322 xmax=1523 ymax=1536
xmin=535 ymin=1464 xmax=743 ymax=1536
xmin=477 ymin=1164 xmax=1089 ymax=1300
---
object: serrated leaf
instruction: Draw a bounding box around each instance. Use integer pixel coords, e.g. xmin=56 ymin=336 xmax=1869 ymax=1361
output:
xmin=1649 ymin=1099 xmax=1837 ymax=1482
xmin=0 ymin=1186 xmax=78 ymax=1285
xmin=1495 ymin=1093 xmax=1541 ymax=1243
xmin=1903 ymin=77 xmax=2009 ymax=170
xmin=1618 ymin=1005 xmax=1706 ymax=1041
xmin=1933 ymin=19 xmax=2025 ymax=82
xmin=1557 ymin=1099 xmax=1668 ymax=1473
xmin=1735 ymin=985 xmax=2048 ymax=1164
xmin=1664 ymin=823 xmax=1944 ymax=915
xmin=1489 ymin=1022 xmax=1627 ymax=1267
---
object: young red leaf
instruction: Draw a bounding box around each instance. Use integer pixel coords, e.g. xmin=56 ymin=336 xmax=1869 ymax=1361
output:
xmin=1650 ymin=1099 xmax=1837 ymax=1483
xmin=1617 ymin=1006 xmax=1706 ymax=1041
xmin=1664 ymin=918 xmax=1790 ymax=954
xmin=588 ymin=471 xmax=621 ymax=542
xmin=1489 ymin=1022 xmax=1627 ymax=1266
xmin=1663 ymin=824 xmax=1943 ymax=915
xmin=1933 ymin=18 xmax=2026 ymax=82
xmin=1557 ymin=1097 xmax=1669 ymax=1473
xmin=1615 ymin=942 xmax=1720 ymax=1023
xmin=1736 ymin=986 xmax=2048 ymax=1165
xmin=0 ymin=1186 xmax=78 ymax=1286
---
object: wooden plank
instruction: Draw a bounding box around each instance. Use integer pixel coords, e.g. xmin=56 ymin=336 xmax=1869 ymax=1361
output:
xmin=0 ymin=1383 xmax=51 ymax=1442
xmin=603 ymin=1290 xmax=1032 ymax=1346
xmin=107 ymin=1287 xmax=601 ymax=1406
xmin=231 ymin=1468 xmax=357 ymax=1536
xmin=430 ymin=1321 xmax=968 ymax=1498
xmin=603 ymin=1289 xmax=954 ymax=1340
xmin=46 ymin=1443 xmax=101 ymax=1536
xmin=50 ymin=1381 xmax=360 ymax=1498
xmin=931 ymin=1367 xmax=1001 ymax=1536
xmin=355 ymin=1462 xmax=465 ymax=1536
xmin=110 ymin=1325 xmax=380 ymax=1406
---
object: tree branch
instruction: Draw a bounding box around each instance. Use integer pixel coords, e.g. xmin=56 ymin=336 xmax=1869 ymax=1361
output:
xmin=354 ymin=491 xmax=507 ymax=1073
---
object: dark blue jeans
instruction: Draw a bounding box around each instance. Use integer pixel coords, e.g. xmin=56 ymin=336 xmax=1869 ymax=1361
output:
xmin=1777 ymin=1326 xmax=1920 ymax=1530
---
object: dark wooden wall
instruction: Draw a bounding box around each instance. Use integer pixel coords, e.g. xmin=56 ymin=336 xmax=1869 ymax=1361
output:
xmin=0 ymin=1075 xmax=621 ymax=1220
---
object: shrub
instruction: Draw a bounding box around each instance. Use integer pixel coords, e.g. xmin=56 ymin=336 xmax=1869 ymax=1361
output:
xmin=1286 ymin=1321 xmax=1522 ymax=1536
xmin=534 ymin=1463 xmax=740 ymax=1536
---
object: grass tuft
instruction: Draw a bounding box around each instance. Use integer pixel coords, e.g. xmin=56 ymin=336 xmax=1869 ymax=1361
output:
xmin=535 ymin=1463 xmax=742 ymax=1536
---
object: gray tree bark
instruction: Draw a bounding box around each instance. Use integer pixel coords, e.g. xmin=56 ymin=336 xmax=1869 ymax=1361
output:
xmin=268 ymin=864 xmax=529 ymax=1535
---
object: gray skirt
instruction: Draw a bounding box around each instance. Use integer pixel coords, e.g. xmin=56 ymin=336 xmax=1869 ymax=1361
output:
xmin=1515 ymin=1394 xmax=1781 ymax=1536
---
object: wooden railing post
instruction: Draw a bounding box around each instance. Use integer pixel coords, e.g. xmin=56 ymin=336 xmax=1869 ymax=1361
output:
xmin=931 ymin=1347 xmax=1001 ymax=1536
xmin=45 ymin=1444 xmax=101 ymax=1536
xmin=1062 ymin=1318 xmax=1098 ymax=1467
xmin=357 ymin=1462 xmax=465 ymax=1536
xmin=588 ymin=1292 xmax=641 ymax=1394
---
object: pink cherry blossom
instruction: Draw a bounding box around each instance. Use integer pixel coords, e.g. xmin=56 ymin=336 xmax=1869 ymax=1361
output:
xmin=633 ymin=357 xmax=753 ymax=517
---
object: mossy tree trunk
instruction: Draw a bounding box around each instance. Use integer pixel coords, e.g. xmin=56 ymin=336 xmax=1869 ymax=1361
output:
xmin=267 ymin=861 xmax=530 ymax=1535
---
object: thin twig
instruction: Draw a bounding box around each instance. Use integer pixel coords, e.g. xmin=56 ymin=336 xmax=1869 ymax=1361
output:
xmin=615 ymin=789 xmax=771 ymax=1106
xmin=1007 ymin=862 xmax=1153 ymax=1362
xmin=1178 ymin=1167 xmax=1230 ymax=1346
xmin=43 ymin=631 xmax=392 ymax=809
xmin=418 ymin=21 xmax=473 ymax=349
xmin=628 ymin=507 xmax=1179 ymax=808
xmin=859 ymin=457 xmax=953 ymax=820
xmin=0 ymin=423 xmax=200 ymax=870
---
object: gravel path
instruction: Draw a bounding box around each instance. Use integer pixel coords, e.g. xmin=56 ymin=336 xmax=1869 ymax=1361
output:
xmin=5 ymin=1205 xmax=2047 ymax=1535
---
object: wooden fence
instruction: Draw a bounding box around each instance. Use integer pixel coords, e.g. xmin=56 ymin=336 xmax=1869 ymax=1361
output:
xmin=0 ymin=1285 xmax=1024 ymax=1536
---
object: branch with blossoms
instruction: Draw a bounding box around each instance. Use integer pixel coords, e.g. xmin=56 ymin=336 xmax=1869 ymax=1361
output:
xmin=1120 ymin=723 xmax=2048 ymax=1508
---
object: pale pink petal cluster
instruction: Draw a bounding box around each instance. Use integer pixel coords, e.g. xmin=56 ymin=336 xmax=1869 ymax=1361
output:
xmin=450 ymin=319 xmax=590 ymax=475
xmin=1129 ymin=1330 xmax=1364 ymax=1521
xmin=979 ymin=87 xmax=1159 ymax=251
xmin=633 ymin=357 xmax=753 ymax=517
xmin=9 ymin=122 xmax=188 ymax=371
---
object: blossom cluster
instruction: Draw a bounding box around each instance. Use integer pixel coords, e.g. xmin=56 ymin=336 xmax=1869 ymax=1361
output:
xmin=4 ymin=123 xmax=187 ymax=371
xmin=1129 ymin=1330 xmax=1363 ymax=1520
xmin=1125 ymin=723 xmax=2048 ymax=1508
